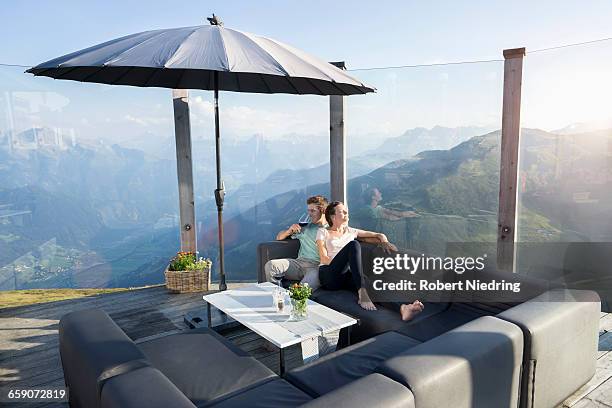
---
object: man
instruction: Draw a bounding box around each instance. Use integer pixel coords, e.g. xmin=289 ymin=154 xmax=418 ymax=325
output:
xmin=264 ymin=195 xmax=328 ymax=289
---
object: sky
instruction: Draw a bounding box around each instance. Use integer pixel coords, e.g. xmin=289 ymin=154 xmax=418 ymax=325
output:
xmin=2 ymin=0 xmax=612 ymax=146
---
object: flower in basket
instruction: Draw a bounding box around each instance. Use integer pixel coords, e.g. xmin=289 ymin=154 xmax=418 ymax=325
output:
xmin=165 ymin=252 xmax=212 ymax=293
xmin=169 ymin=251 xmax=212 ymax=271
xmin=288 ymin=283 xmax=311 ymax=320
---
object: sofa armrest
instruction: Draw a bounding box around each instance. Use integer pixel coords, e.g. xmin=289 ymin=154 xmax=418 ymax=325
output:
xmin=497 ymin=289 xmax=600 ymax=408
xmin=101 ymin=367 xmax=196 ymax=408
xmin=299 ymin=373 xmax=414 ymax=408
xmin=377 ymin=316 xmax=523 ymax=408
xmin=257 ymin=240 xmax=300 ymax=282
xmin=59 ymin=309 xmax=148 ymax=408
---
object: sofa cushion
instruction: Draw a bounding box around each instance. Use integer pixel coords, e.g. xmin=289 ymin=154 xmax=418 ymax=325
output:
xmin=59 ymin=309 xmax=148 ymax=408
xmin=378 ymin=316 xmax=523 ymax=408
xmin=138 ymin=327 xmax=276 ymax=406
xmin=313 ymin=289 xmax=450 ymax=342
xmin=394 ymin=303 xmax=489 ymax=342
xmin=205 ymin=379 xmax=312 ymax=408
xmin=497 ymin=289 xmax=600 ymax=408
xmin=298 ymin=373 xmax=415 ymax=408
xmin=285 ymin=331 xmax=420 ymax=397
xmin=100 ymin=367 xmax=196 ymax=408
xmin=311 ymin=290 xmax=405 ymax=341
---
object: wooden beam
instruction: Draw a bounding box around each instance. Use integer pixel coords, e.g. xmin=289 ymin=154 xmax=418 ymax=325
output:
xmin=497 ymin=48 xmax=525 ymax=272
xmin=172 ymin=89 xmax=197 ymax=253
xmin=330 ymin=61 xmax=347 ymax=205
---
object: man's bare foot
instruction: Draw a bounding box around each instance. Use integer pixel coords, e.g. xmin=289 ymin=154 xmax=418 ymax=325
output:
xmin=358 ymin=288 xmax=377 ymax=311
xmin=400 ymin=301 xmax=424 ymax=321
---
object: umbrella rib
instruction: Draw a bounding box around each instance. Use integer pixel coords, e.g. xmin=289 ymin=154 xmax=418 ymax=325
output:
xmin=143 ymin=67 xmax=162 ymax=87
xmin=262 ymin=36 xmax=342 ymax=83
xmin=53 ymin=66 xmax=84 ymax=80
xmin=228 ymin=30 xmax=291 ymax=77
xmin=106 ymin=29 xmax=177 ymax=66
xmin=79 ymin=66 xmax=108 ymax=83
xmin=175 ymin=68 xmax=188 ymax=89
xmin=164 ymin=27 xmax=201 ymax=67
xmin=283 ymin=76 xmax=301 ymax=94
xmin=330 ymin=81 xmax=351 ymax=96
xmin=109 ymin=66 xmax=135 ymax=85
xmin=217 ymin=27 xmax=231 ymax=71
xmin=304 ymin=77 xmax=325 ymax=95
xmin=259 ymin=73 xmax=273 ymax=93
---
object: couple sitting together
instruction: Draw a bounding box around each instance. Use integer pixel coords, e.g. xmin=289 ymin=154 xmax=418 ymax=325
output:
xmin=264 ymin=195 xmax=424 ymax=321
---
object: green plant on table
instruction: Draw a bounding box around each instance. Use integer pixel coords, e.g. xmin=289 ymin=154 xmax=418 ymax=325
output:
xmin=169 ymin=252 xmax=212 ymax=271
xmin=288 ymin=282 xmax=312 ymax=300
xmin=288 ymin=283 xmax=311 ymax=319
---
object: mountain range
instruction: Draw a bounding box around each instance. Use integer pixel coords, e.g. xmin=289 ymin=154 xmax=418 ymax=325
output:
xmin=1 ymin=125 xmax=610 ymax=288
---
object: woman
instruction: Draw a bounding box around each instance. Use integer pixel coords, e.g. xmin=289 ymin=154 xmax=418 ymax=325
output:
xmin=316 ymin=201 xmax=424 ymax=320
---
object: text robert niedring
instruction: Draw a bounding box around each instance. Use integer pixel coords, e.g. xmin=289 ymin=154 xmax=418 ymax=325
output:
xmin=372 ymin=279 xmax=522 ymax=293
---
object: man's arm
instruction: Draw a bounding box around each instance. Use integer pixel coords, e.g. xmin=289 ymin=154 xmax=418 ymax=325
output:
xmin=276 ymin=224 xmax=301 ymax=240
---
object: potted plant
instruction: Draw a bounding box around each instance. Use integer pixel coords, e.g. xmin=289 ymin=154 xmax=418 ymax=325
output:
xmin=288 ymin=282 xmax=312 ymax=320
xmin=164 ymin=251 xmax=212 ymax=293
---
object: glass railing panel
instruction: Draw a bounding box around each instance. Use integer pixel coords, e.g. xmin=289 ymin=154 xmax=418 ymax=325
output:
xmin=0 ymin=65 xmax=179 ymax=290
xmin=346 ymin=62 xmax=503 ymax=257
xmin=517 ymin=42 xmax=612 ymax=307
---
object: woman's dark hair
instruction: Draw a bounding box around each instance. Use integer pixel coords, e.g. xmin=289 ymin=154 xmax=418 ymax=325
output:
xmin=325 ymin=201 xmax=344 ymax=227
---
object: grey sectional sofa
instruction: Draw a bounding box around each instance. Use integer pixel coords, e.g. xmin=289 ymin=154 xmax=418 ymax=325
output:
xmin=57 ymin=241 xmax=599 ymax=408
xmin=257 ymin=239 xmax=601 ymax=408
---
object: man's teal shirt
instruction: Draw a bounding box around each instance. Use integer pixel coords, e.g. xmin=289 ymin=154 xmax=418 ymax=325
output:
xmin=292 ymin=223 xmax=325 ymax=262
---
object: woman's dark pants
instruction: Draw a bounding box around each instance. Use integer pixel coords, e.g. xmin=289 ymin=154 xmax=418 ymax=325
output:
xmin=319 ymin=240 xmax=366 ymax=290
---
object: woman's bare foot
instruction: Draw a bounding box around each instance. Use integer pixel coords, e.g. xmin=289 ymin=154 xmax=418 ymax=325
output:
xmin=400 ymin=301 xmax=424 ymax=321
xmin=358 ymin=288 xmax=377 ymax=311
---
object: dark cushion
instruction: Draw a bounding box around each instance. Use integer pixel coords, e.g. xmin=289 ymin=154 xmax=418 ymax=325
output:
xmin=394 ymin=303 xmax=489 ymax=342
xmin=298 ymin=374 xmax=415 ymax=408
xmin=59 ymin=309 xmax=148 ymax=408
xmin=378 ymin=316 xmax=523 ymax=408
xmin=206 ymin=379 xmax=312 ymax=408
xmin=285 ymin=331 xmax=420 ymax=397
xmin=138 ymin=327 xmax=276 ymax=406
xmin=312 ymin=290 xmax=405 ymax=342
xmin=101 ymin=367 xmax=196 ymax=408
xmin=312 ymin=289 xmax=449 ymax=342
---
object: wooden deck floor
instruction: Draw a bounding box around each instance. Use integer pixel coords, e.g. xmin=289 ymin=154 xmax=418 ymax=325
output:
xmin=1 ymin=285 xmax=611 ymax=408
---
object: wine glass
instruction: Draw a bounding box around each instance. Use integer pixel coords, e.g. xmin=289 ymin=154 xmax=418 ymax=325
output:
xmin=297 ymin=212 xmax=310 ymax=228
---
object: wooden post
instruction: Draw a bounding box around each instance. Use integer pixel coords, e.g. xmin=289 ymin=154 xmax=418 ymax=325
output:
xmin=330 ymin=61 xmax=347 ymax=205
xmin=497 ymin=48 xmax=525 ymax=272
xmin=172 ymin=89 xmax=197 ymax=253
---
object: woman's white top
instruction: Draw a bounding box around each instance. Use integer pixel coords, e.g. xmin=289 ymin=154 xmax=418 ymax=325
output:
xmin=316 ymin=226 xmax=362 ymax=263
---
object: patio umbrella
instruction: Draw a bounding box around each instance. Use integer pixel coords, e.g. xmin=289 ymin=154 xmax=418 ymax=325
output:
xmin=27 ymin=15 xmax=375 ymax=290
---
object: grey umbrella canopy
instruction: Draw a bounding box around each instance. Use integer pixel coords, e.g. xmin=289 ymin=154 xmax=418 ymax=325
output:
xmin=27 ymin=22 xmax=374 ymax=95
xmin=27 ymin=17 xmax=375 ymax=290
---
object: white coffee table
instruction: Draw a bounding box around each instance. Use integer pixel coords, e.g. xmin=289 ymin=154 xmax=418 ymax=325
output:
xmin=203 ymin=282 xmax=357 ymax=374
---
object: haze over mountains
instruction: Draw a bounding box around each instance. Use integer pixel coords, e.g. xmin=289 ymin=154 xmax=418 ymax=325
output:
xmin=1 ymin=124 xmax=610 ymax=288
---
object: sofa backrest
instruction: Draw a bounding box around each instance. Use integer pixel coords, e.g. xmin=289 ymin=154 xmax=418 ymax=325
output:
xmin=497 ymin=289 xmax=600 ymax=408
xmin=59 ymin=309 xmax=149 ymax=408
xmin=377 ymin=316 xmax=524 ymax=408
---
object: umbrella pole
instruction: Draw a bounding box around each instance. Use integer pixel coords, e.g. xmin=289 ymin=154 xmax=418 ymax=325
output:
xmin=213 ymin=71 xmax=227 ymax=291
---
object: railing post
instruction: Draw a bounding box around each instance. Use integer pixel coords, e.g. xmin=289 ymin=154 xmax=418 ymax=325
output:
xmin=497 ymin=48 xmax=525 ymax=272
xmin=330 ymin=61 xmax=347 ymax=205
xmin=172 ymin=89 xmax=197 ymax=253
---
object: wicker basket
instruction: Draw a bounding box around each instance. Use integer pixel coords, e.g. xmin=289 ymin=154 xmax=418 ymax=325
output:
xmin=164 ymin=265 xmax=211 ymax=293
